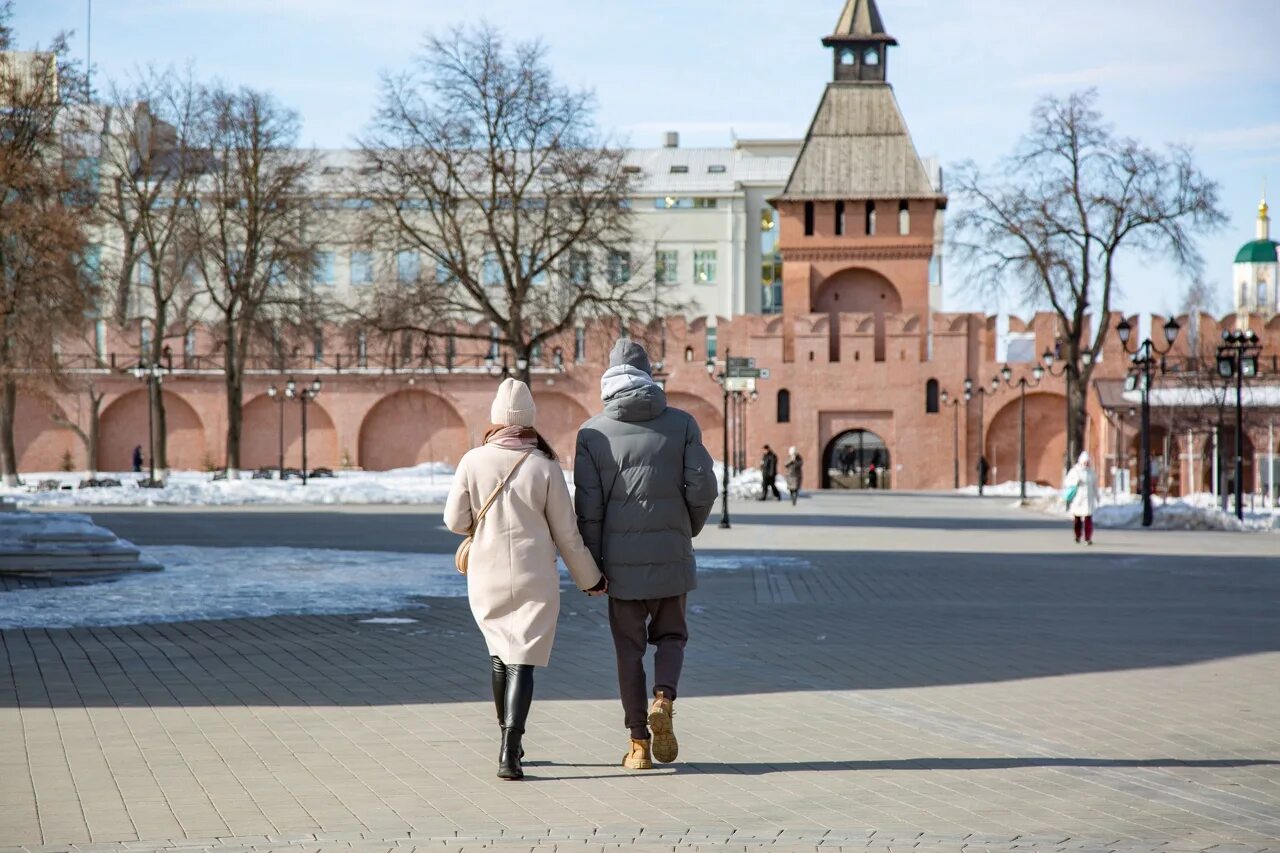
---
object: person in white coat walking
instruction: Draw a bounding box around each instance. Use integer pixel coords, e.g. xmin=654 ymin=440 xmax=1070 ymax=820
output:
xmin=444 ymin=378 xmax=606 ymax=780
xmin=1063 ymin=451 xmax=1101 ymax=545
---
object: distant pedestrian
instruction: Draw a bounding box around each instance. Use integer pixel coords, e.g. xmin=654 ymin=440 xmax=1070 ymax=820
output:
xmin=977 ymin=455 xmax=990 ymax=496
xmin=444 ymin=378 xmax=606 ymax=781
xmin=132 ymin=445 xmax=144 ymax=473
xmin=759 ymin=445 xmax=781 ymax=501
xmin=784 ymin=446 xmax=803 ymax=505
xmin=1063 ymin=451 xmax=1101 ymax=545
xmin=839 ymin=446 xmax=854 ymax=477
xmin=867 ymin=464 xmax=878 ymax=489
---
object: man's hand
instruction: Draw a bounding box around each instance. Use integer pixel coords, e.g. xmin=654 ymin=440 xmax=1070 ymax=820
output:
xmin=585 ymin=576 xmax=608 ymax=597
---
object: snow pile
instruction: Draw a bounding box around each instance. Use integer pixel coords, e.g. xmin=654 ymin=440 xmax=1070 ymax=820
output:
xmin=956 ymin=480 xmax=1061 ymax=498
xmin=716 ymin=465 xmax=788 ymax=500
xmin=1025 ymin=490 xmax=1279 ymax=532
xmin=0 ymin=463 xmax=462 ymax=507
xmin=0 ymin=545 xmax=810 ymax=629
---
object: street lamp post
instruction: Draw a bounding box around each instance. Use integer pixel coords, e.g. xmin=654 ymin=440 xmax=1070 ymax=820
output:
xmin=284 ymin=377 xmax=323 ymax=485
xmin=706 ymin=350 xmax=731 ymax=529
xmin=1216 ymin=329 xmax=1262 ymax=521
xmin=963 ymin=375 xmax=1000 ymax=494
xmin=131 ymin=361 xmax=170 ymax=486
xmin=266 ymin=384 xmax=286 ymax=479
xmin=997 ymin=362 xmax=1047 ymax=501
xmin=1116 ymin=317 xmax=1181 ymax=528
xmin=940 ymin=389 xmax=963 ymax=489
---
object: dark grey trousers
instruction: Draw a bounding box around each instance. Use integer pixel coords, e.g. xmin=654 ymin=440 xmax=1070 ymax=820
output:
xmin=608 ymin=594 xmax=688 ymax=740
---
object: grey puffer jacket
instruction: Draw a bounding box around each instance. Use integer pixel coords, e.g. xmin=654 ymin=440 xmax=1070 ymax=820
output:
xmin=574 ymin=384 xmax=718 ymax=600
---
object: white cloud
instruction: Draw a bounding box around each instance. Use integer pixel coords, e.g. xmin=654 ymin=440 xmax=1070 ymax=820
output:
xmin=1195 ymin=123 xmax=1280 ymax=151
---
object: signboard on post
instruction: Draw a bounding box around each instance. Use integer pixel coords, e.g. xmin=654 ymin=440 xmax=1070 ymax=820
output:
xmin=724 ymin=377 xmax=756 ymax=392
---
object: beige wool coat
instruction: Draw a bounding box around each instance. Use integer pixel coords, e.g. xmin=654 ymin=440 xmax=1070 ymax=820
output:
xmin=444 ymin=444 xmax=602 ymax=666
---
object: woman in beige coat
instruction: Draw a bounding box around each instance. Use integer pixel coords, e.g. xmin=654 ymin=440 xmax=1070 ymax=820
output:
xmin=444 ymin=378 xmax=605 ymax=781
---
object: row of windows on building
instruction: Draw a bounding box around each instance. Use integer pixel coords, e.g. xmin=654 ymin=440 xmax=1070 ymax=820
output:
xmin=802 ymin=200 xmax=913 ymax=238
xmin=307 ymin=248 xmax=719 ymax=288
xmin=768 ymin=379 xmax=943 ymax=427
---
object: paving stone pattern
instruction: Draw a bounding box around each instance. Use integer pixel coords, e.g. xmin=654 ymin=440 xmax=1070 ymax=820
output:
xmin=2 ymin=494 xmax=1278 ymax=853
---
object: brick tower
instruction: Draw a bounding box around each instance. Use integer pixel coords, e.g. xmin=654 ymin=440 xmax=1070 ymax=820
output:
xmin=775 ymin=0 xmax=945 ymax=360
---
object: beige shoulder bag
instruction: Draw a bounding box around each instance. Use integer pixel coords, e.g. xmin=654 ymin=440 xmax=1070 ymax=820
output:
xmin=455 ymin=450 xmax=534 ymax=575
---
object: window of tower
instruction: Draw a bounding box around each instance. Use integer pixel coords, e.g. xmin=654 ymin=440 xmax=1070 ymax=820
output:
xmin=840 ymin=49 xmax=855 ymax=65
xmin=864 ymin=48 xmax=880 ymax=65
xmin=865 ymin=201 xmax=876 ymax=236
xmin=1259 ymin=281 xmax=1270 ymax=308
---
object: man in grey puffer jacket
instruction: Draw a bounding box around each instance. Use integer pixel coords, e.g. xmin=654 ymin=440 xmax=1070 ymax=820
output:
xmin=575 ymin=339 xmax=717 ymax=769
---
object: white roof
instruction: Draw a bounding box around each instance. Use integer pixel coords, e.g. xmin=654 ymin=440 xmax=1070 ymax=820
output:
xmin=1126 ymin=386 xmax=1280 ymax=407
xmin=309 ymin=143 xmax=800 ymax=197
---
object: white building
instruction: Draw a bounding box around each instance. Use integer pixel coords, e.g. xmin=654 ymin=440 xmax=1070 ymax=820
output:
xmin=1234 ymin=196 xmax=1278 ymax=318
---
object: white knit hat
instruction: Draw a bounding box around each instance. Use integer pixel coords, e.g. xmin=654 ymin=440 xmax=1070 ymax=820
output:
xmin=490 ymin=377 xmax=536 ymax=427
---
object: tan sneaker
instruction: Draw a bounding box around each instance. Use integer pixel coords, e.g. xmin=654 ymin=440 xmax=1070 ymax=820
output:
xmin=647 ymin=691 xmax=678 ymax=763
xmin=622 ymin=737 xmax=653 ymax=770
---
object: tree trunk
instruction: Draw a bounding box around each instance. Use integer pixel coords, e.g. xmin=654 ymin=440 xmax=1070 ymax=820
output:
xmin=0 ymin=378 xmax=18 ymax=486
xmin=87 ymin=403 xmax=100 ymax=477
xmin=150 ymin=334 xmax=169 ymax=474
xmin=224 ymin=330 xmax=242 ymax=477
xmin=1066 ymin=372 xmax=1088 ymax=471
xmin=150 ymin=381 xmax=168 ymax=473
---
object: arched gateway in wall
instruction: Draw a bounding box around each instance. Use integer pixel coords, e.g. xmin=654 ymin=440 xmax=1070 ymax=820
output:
xmin=358 ymin=390 xmax=468 ymax=471
xmin=823 ymin=428 xmax=891 ymax=489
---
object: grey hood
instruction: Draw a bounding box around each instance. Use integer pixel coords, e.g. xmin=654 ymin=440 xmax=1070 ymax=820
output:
xmin=603 ymin=381 xmax=668 ymax=423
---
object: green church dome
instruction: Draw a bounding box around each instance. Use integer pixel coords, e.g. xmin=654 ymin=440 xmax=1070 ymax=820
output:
xmin=1236 ymin=239 xmax=1278 ymax=263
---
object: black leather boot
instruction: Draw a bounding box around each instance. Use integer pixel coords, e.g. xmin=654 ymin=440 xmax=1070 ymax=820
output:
xmin=491 ymin=656 xmax=523 ymax=761
xmin=498 ymin=664 xmax=534 ymax=780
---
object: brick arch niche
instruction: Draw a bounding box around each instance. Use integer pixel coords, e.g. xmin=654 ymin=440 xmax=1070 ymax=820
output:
xmin=99 ymin=389 xmax=206 ymax=471
xmin=358 ymin=389 xmax=469 ymax=471
xmin=531 ymin=392 xmax=592 ymax=464
xmin=240 ymin=393 xmax=339 ymax=471
xmin=14 ymin=394 xmax=78 ymax=472
xmin=813 ymin=267 xmax=903 ymax=361
xmin=984 ymin=392 xmax=1067 ymax=487
xmin=813 ymin=266 xmax=903 ymax=314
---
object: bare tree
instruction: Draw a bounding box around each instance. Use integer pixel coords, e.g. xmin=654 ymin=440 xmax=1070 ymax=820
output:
xmin=951 ymin=89 xmax=1225 ymax=461
xmin=357 ymin=24 xmax=670 ymax=385
xmin=1177 ymin=277 xmax=1223 ymax=319
xmin=96 ymin=66 xmax=205 ymax=475
xmin=50 ymin=380 xmax=105 ymax=476
xmin=188 ymin=85 xmax=320 ymax=475
xmin=0 ymin=5 xmax=97 ymax=484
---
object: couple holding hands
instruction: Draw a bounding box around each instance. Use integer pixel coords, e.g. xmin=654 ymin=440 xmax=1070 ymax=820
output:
xmin=445 ymin=339 xmax=718 ymax=780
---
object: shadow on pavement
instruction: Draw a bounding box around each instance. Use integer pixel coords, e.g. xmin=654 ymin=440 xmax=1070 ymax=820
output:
xmin=547 ymin=757 xmax=1280 ymax=779
xmin=2 ymin=546 xmax=1278 ymax=709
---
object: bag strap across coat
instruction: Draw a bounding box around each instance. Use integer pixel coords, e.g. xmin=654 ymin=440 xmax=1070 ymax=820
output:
xmin=469 ymin=450 xmax=534 ymax=535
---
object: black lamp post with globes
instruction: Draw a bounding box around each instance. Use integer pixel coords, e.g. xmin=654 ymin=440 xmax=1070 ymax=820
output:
xmin=1115 ymin=316 xmax=1181 ymax=528
xmin=996 ymin=362 xmax=1047 ymax=502
xmin=284 ymin=377 xmax=322 ymax=485
xmin=1216 ymin=328 xmax=1262 ymax=521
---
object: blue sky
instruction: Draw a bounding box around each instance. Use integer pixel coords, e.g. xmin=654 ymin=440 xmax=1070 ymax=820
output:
xmin=13 ymin=0 xmax=1279 ymax=316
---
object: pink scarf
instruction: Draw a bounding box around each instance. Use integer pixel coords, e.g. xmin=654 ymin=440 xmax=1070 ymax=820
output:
xmin=485 ymin=425 xmax=539 ymax=452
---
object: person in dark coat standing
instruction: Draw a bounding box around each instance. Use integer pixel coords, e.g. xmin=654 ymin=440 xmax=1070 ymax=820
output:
xmin=759 ymin=445 xmax=781 ymax=501
xmin=575 ymin=339 xmax=717 ymax=771
xmin=132 ymin=445 xmax=144 ymax=473
xmin=977 ymin=455 xmax=990 ymax=496
xmin=784 ymin=446 xmax=803 ymax=505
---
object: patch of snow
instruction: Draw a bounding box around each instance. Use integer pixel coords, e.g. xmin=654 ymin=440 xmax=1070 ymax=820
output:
xmin=1023 ymin=491 xmax=1279 ymax=533
xmin=0 ymin=545 xmax=808 ymax=629
xmin=715 ymin=465 xmax=787 ymax=500
xmin=0 ymin=464 xmax=465 ymax=508
xmin=956 ymin=480 xmax=1061 ymax=498
xmin=358 ymin=617 xmax=420 ymax=625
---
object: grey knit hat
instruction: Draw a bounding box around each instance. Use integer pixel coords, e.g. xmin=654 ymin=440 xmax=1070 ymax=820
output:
xmin=608 ymin=338 xmax=652 ymax=375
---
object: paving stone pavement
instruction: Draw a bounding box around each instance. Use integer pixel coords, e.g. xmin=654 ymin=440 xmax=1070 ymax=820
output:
xmin=2 ymin=493 xmax=1278 ymax=853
